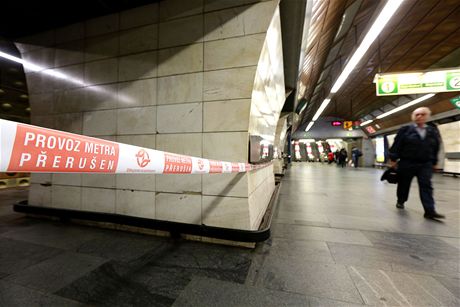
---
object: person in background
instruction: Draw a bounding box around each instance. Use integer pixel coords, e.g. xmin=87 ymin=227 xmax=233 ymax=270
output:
xmin=389 ymin=106 xmax=444 ymax=220
xmin=327 ymin=151 xmax=335 ymax=164
xmin=338 ymin=148 xmax=348 ymax=168
xmin=351 ymin=146 xmax=362 ymax=168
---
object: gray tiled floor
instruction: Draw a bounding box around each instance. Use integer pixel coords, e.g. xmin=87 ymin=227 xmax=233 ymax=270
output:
xmin=1 ymin=164 xmax=459 ymax=306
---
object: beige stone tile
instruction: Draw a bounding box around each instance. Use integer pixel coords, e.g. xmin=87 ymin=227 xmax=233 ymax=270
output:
xmin=85 ymin=33 xmax=119 ymax=62
xmin=54 ymin=88 xmax=84 ymax=114
xmin=30 ymin=173 xmax=52 ymax=184
xmin=156 ymin=193 xmax=201 ymax=224
xmin=156 ymin=133 xmax=202 ymax=157
xmin=203 ymin=66 xmax=255 ymax=101
xmin=159 ymin=15 xmax=203 ymax=48
xmin=117 ymin=134 xmax=156 ymax=148
xmin=22 ymin=47 xmax=55 ymax=71
xmin=118 ymin=79 xmax=157 ymax=108
xmin=157 ymin=103 xmax=202 ymax=133
xmin=83 ymin=84 xmax=118 ymax=111
xmin=158 ymin=44 xmax=203 ymax=77
xmin=116 ymin=190 xmax=156 ymax=218
xmin=120 ymin=24 xmax=158 ymax=55
xmin=203 ymin=99 xmax=250 ymax=132
xmin=81 ymin=187 xmax=115 ymax=213
xmin=202 ymin=195 xmax=250 ymax=229
xmin=242 ymin=0 xmax=277 ymax=35
xmin=26 ymin=73 xmax=48 ymax=94
xmin=156 ymin=174 xmax=201 ymax=193
xmin=204 ymin=34 xmax=265 ymax=70
xmin=202 ymin=173 xmax=248 ymax=197
xmin=159 ymin=0 xmax=203 ymax=21
xmin=203 ymin=132 xmax=248 ymax=161
xmin=204 ymin=0 xmax=266 ymax=12
xmin=52 ymin=64 xmax=85 ymax=90
xmin=28 ymin=184 xmax=50 ymax=207
xmin=118 ymin=51 xmax=157 ymax=81
xmin=84 ymin=58 xmax=118 ymax=86
xmin=248 ymin=175 xmax=274 ymax=229
xmin=83 ymin=110 xmax=117 ymax=136
xmin=116 ymin=174 xmax=156 ymax=191
xmin=204 ymin=7 xmax=245 ymax=41
xmin=248 ymin=164 xmax=273 ymax=194
xmin=54 ymin=113 xmax=82 ymax=134
xmin=53 ymin=173 xmax=82 ymax=186
xmin=85 ymin=14 xmax=119 ymax=37
xmin=15 ymin=31 xmax=55 ymax=53
xmin=52 ymin=185 xmax=81 ymax=210
xmin=55 ymin=40 xmax=85 ymax=67
xmin=82 ymin=174 xmax=115 ymax=189
xmin=157 ymin=72 xmax=203 ymax=105
xmin=31 ymin=115 xmax=55 ymax=129
xmin=56 ymin=23 xmax=85 ymax=44
xmin=29 ymin=93 xmax=54 ymax=116
xmin=120 ymin=3 xmax=159 ymax=30
xmin=117 ymin=106 xmax=157 ymax=135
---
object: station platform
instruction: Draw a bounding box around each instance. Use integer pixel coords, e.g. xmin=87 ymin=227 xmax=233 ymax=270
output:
xmin=0 ymin=164 xmax=459 ymax=306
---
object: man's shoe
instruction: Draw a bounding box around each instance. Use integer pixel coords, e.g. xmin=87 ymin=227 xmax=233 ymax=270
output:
xmin=424 ymin=212 xmax=445 ymax=219
xmin=396 ymin=202 xmax=404 ymax=209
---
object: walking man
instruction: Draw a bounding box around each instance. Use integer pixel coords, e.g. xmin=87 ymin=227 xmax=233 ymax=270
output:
xmin=389 ymin=106 xmax=444 ymax=219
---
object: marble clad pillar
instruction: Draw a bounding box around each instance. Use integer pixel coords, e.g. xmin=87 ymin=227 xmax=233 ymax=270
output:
xmin=19 ymin=0 xmax=284 ymax=231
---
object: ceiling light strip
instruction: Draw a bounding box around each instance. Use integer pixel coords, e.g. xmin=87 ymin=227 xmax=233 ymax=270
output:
xmin=360 ymin=119 xmax=374 ymax=126
xmin=305 ymin=121 xmax=314 ymax=132
xmin=376 ymin=94 xmax=435 ymax=119
xmin=312 ymin=98 xmax=331 ymax=121
xmin=330 ymin=0 xmax=404 ymax=94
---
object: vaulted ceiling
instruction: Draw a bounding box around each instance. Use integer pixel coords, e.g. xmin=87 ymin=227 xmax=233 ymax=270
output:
xmin=297 ymin=0 xmax=460 ymax=133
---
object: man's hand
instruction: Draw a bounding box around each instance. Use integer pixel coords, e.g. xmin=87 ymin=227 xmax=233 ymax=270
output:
xmin=389 ymin=160 xmax=397 ymax=169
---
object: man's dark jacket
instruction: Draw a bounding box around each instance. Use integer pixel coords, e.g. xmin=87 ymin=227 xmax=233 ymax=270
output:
xmin=389 ymin=125 xmax=440 ymax=165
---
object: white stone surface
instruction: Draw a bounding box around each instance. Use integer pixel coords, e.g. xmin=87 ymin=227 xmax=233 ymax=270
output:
xmin=118 ymin=79 xmax=157 ymax=108
xmin=116 ymin=190 xmax=156 ymax=218
xmin=203 ymin=66 xmax=255 ymax=101
xmin=202 ymin=173 xmax=248 ymax=197
xmin=55 ymin=40 xmax=85 ymax=67
xmin=156 ymin=174 xmax=202 ymax=193
xmin=54 ymin=89 xmax=84 ymax=114
xmin=52 ymin=64 xmax=85 ymax=90
xmin=28 ymin=184 xmax=51 ymax=207
xmin=202 ymin=195 xmax=250 ymax=229
xmin=117 ymin=106 xmax=157 ymax=135
xmin=204 ymin=34 xmax=265 ymax=70
xmin=204 ymin=7 xmax=245 ymax=41
xmin=159 ymin=0 xmax=203 ymax=21
xmin=53 ymin=174 xmax=82 ymax=186
xmin=120 ymin=3 xmax=159 ymax=30
xmin=203 ymin=132 xmax=248 ymax=161
xmin=159 ymin=15 xmax=203 ymax=48
xmin=83 ymin=84 xmax=119 ymax=111
xmin=118 ymin=51 xmax=157 ymax=81
xmin=156 ymin=193 xmax=202 ymax=224
xmin=81 ymin=187 xmax=116 ymax=213
xmin=203 ymin=99 xmax=250 ymax=132
xmin=84 ymin=58 xmax=118 ymax=85
xmin=116 ymin=174 xmax=156 ymax=192
xmin=29 ymin=93 xmax=54 ymax=116
xmin=82 ymin=174 xmax=116 ymax=189
xmin=54 ymin=113 xmax=83 ymax=134
xmin=157 ymin=103 xmax=202 ymax=133
xmin=158 ymin=44 xmax=203 ymax=77
xmin=52 ymin=186 xmax=81 ymax=210
xmin=157 ymin=72 xmax=203 ymax=105
xmin=86 ymin=14 xmax=119 ymax=37
xmin=120 ymin=24 xmax=158 ymax=55
xmin=55 ymin=23 xmax=85 ymax=44
xmin=85 ymin=33 xmax=119 ymax=62
xmin=204 ymin=0 xmax=265 ymax=12
xmin=83 ymin=110 xmax=117 ymax=136
xmin=30 ymin=173 xmax=52 ymax=184
xmin=156 ymin=133 xmax=202 ymax=157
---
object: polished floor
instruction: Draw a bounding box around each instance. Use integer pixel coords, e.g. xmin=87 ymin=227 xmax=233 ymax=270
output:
xmin=0 ymin=164 xmax=459 ymax=306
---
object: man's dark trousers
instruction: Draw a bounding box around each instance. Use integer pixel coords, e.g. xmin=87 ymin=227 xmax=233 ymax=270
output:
xmin=397 ymin=160 xmax=435 ymax=214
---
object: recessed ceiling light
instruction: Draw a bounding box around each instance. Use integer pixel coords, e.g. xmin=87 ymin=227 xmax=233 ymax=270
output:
xmin=25 ymin=107 xmax=31 ymax=112
xmin=0 ymin=89 xmax=4 ymax=94
xmin=14 ymin=81 xmax=24 ymax=86
xmin=19 ymin=94 xmax=28 ymax=99
xmin=1 ymin=103 xmax=13 ymax=109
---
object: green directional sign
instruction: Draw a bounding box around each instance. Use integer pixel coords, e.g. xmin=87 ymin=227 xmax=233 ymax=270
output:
xmin=375 ymin=68 xmax=460 ymax=96
xmin=450 ymin=96 xmax=460 ymax=109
